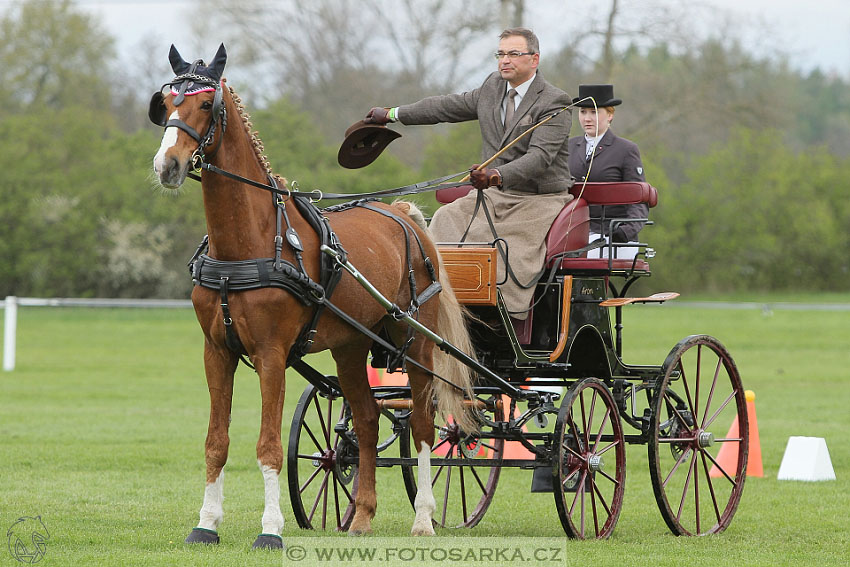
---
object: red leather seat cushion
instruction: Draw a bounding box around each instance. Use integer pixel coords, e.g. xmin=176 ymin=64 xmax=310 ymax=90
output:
xmin=554 ymin=258 xmax=651 ymax=272
xmin=545 ymin=199 xmax=590 ymax=260
xmin=436 ymin=184 xmax=474 ymax=204
xmin=569 ymin=181 xmax=658 ymax=208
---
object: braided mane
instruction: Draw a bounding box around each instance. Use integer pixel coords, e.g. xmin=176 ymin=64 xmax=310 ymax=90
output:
xmin=228 ymin=85 xmax=288 ymax=189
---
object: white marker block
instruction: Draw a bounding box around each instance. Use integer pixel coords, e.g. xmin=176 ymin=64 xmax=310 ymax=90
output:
xmin=777 ymin=436 xmax=836 ymax=481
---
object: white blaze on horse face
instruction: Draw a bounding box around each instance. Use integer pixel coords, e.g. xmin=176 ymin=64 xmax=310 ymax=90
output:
xmin=153 ymin=109 xmax=181 ymax=178
xmin=259 ymin=462 xmax=285 ymax=535
xmin=197 ymin=469 xmax=224 ymax=531
xmin=411 ymin=440 xmax=436 ymax=535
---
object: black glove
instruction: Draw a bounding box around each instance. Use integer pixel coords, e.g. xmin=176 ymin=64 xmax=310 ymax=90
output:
xmin=469 ymin=165 xmax=501 ymax=189
xmin=365 ymin=107 xmax=391 ymax=125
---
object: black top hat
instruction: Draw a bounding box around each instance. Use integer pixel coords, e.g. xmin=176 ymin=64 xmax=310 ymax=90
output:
xmin=572 ymin=84 xmax=622 ymax=108
xmin=337 ymin=121 xmax=402 ymax=169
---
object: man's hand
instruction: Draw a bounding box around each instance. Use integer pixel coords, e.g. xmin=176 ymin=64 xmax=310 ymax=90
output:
xmin=469 ymin=165 xmax=502 ymax=189
xmin=365 ymin=107 xmax=391 ymax=125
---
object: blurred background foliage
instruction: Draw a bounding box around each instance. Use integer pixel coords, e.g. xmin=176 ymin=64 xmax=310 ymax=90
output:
xmin=1 ymin=0 xmax=848 ymax=298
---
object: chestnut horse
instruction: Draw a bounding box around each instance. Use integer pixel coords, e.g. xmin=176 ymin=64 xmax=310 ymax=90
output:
xmin=150 ymin=45 xmax=475 ymax=547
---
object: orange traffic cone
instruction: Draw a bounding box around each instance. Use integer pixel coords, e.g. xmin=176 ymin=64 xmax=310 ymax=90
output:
xmin=710 ymin=390 xmax=763 ymax=478
xmin=380 ymin=369 xmax=409 ymax=386
xmin=366 ymin=365 xmax=383 ymax=387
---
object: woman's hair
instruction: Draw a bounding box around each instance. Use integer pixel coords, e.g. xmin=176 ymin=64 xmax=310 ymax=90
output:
xmin=500 ymin=27 xmax=540 ymax=54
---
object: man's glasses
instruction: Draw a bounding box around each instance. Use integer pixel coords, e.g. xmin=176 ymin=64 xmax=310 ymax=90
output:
xmin=493 ymin=51 xmax=535 ymax=60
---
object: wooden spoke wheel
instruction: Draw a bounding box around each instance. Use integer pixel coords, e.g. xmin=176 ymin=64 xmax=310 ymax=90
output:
xmin=287 ymin=384 xmax=356 ymax=531
xmin=552 ymin=378 xmax=626 ymax=539
xmin=399 ymin=400 xmax=504 ymax=528
xmin=648 ymin=335 xmax=748 ymax=536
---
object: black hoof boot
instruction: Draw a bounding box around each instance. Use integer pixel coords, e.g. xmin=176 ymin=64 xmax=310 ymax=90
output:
xmin=252 ymin=533 xmax=284 ymax=550
xmin=185 ymin=527 xmax=220 ymax=545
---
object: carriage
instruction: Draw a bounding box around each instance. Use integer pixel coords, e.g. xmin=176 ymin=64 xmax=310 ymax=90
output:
xmin=149 ymin=44 xmax=748 ymax=547
xmin=285 ymin=180 xmax=748 ymax=539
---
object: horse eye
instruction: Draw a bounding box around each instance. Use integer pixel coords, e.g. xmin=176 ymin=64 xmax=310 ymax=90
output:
xmin=201 ymin=100 xmax=213 ymax=110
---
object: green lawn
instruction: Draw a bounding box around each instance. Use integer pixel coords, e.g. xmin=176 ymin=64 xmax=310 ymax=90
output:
xmin=1 ymin=302 xmax=848 ymax=566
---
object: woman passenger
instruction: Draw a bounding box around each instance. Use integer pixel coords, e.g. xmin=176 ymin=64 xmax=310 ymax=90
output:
xmin=568 ymin=84 xmax=648 ymax=259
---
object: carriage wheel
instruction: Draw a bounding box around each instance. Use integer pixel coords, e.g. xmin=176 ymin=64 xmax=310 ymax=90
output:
xmin=399 ymin=400 xmax=504 ymax=528
xmin=648 ymin=335 xmax=748 ymax=536
xmin=552 ymin=378 xmax=626 ymax=539
xmin=287 ymin=384 xmax=356 ymax=531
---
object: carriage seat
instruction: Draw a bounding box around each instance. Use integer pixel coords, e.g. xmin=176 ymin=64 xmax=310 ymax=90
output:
xmin=435 ymin=182 xmax=656 ymax=344
xmin=546 ymin=182 xmax=658 ymax=272
xmin=434 ymin=182 xmax=657 ymax=272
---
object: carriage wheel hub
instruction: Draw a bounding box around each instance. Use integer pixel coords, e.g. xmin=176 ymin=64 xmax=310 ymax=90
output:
xmin=311 ymin=449 xmax=336 ymax=470
xmin=698 ymin=431 xmax=715 ymax=448
xmin=440 ymin=423 xmax=461 ymax=445
xmin=588 ymin=454 xmax=604 ymax=472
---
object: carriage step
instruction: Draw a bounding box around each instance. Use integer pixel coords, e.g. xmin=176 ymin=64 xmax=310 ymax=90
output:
xmin=599 ymin=292 xmax=679 ymax=307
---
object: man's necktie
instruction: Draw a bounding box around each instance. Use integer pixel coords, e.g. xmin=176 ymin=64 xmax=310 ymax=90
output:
xmin=504 ymin=88 xmax=517 ymax=128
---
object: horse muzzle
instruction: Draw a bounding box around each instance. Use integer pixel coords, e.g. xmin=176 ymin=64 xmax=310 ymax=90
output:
xmin=154 ymin=153 xmax=191 ymax=189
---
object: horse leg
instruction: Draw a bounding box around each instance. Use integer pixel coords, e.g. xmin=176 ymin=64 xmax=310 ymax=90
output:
xmin=332 ymin=343 xmax=379 ymax=535
xmin=407 ymin=361 xmax=438 ymax=536
xmin=252 ymin=353 xmax=288 ymax=549
xmin=186 ymin=344 xmax=237 ymax=545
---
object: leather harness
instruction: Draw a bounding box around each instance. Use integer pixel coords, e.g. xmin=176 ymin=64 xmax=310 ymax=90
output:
xmin=188 ymin=188 xmax=440 ymax=369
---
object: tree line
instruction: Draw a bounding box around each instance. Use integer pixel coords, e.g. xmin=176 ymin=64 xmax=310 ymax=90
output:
xmin=1 ymin=0 xmax=848 ymax=298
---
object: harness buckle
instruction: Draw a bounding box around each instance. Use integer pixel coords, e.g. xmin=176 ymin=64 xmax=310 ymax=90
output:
xmin=309 ymin=287 xmax=326 ymax=303
xmin=303 ymin=329 xmax=317 ymax=349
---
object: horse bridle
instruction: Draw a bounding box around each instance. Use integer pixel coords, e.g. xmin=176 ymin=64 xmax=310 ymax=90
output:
xmin=149 ymin=65 xmax=227 ymax=160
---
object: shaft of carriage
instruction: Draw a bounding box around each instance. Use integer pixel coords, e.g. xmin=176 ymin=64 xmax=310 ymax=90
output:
xmin=320 ymin=244 xmax=535 ymax=402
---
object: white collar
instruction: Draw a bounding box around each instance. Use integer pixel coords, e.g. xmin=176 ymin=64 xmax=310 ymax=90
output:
xmin=506 ymin=73 xmax=536 ymax=100
xmin=585 ymin=131 xmax=606 ymax=151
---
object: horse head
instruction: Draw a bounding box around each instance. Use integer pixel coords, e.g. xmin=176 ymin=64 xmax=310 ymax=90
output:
xmin=151 ymin=44 xmax=228 ymax=188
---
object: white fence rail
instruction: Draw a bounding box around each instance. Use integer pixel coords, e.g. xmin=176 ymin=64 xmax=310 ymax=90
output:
xmin=1 ymin=296 xmax=192 ymax=371
xmin=3 ymin=295 xmax=850 ymax=372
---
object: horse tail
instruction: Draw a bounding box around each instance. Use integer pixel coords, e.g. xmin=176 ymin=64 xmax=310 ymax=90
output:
xmin=432 ymin=252 xmax=478 ymax=433
xmin=392 ymin=199 xmax=478 ymax=433
xmin=391 ymin=199 xmax=427 ymax=230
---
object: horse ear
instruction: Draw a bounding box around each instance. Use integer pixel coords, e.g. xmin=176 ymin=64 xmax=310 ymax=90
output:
xmin=208 ymin=43 xmax=227 ymax=81
xmin=168 ymin=44 xmax=191 ymax=75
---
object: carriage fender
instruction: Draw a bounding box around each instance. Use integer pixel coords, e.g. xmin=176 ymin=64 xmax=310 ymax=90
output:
xmin=564 ymin=324 xmax=613 ymax=380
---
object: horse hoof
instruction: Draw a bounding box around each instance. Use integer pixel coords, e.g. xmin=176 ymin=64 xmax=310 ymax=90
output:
xmin=410 ymin=526 xmax=436 ymax=536
xmin=347 ymin=528 xmax=371 ymax=537
xmin=185 ymin=527 xmax=220 ymax=545
xmin=252 ymin=533 xmax=284 ymax=550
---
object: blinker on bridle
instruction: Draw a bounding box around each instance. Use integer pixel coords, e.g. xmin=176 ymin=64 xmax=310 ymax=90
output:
xmin=149 ymin=58 xmax=227 ymax=161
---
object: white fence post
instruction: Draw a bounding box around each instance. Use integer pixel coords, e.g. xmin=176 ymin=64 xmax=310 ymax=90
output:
xmin=3 ymin=295 xmax=17 ymax=371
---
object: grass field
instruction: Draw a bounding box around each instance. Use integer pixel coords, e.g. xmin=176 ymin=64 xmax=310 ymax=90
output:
xmin=1 ymin=299 xmax=848 ymax=566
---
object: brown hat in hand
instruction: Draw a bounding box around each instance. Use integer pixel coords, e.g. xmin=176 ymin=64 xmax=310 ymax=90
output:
xmin=337 ymin=121 xmax=402 ymax=169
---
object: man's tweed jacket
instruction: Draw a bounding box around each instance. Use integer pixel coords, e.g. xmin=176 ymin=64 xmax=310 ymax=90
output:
xmin=399 ymin=71 xmax=573 ymax=194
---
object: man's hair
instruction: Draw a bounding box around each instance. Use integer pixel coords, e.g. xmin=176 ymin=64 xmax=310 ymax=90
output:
xmin=500 ymin=28 xmax=540 ymax=54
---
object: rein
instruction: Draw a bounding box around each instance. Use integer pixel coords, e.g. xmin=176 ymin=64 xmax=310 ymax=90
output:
xmin=187 ymin=157 xmax=470 ymax=201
